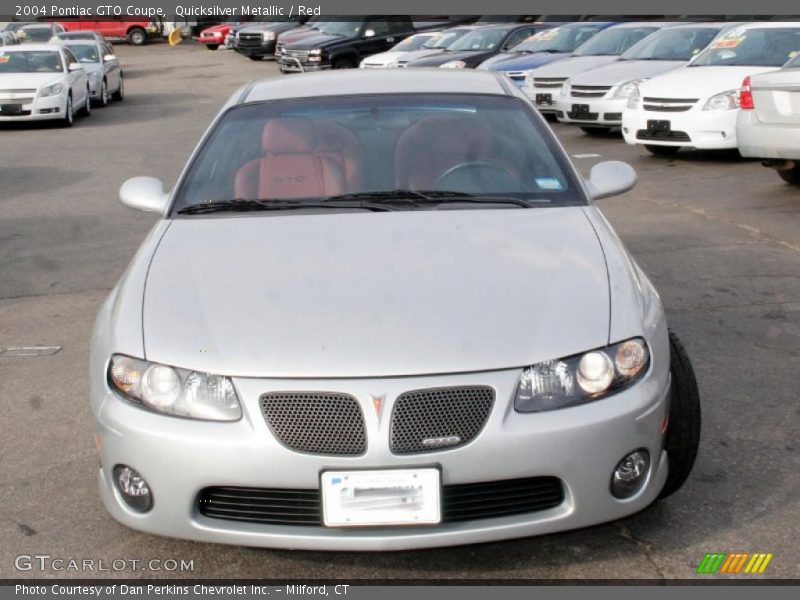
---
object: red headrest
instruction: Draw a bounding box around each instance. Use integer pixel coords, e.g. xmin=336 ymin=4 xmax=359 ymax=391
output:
xmin=262 ymin=117 xmax=317 ymax=154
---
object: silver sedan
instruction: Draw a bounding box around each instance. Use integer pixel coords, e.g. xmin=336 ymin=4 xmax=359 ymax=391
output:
xmin=91 ymin=69 xmax=700 ymax=550
xmin=737 ymin=53 xmax=800 ymax=184
xmin=59 ymin=39 xmax=123 ymax=107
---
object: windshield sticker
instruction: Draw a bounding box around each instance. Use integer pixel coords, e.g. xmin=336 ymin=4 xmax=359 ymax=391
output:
xmin=711 ymin=37 xmax=744 ymax=49
xmin=789 ymin=51 xmax=798 ymax=59
xmin=535 ymin=29 xmax=559 ymax=41
xmin=535 ymin=177 xmax=564 ymax=190
xmin=0 ymin=55 xmax=9 ymax=63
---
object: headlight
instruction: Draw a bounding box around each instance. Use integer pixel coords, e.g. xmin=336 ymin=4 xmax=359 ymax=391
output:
xmin=560 ymin=79 xmax=571 ymax=97
xmin=262 ymin=30 xmax=276 ymax=41
xmin=514 ymin=338 xmax=650 ymax=413
xmin=613 ymin=79 xmax=646 ymax=99
xmin=39 ymin=83 xmax=64 ymax=97
xmin=108 ymin=354 xmax=242 ymax=421
xmin=626 ymin=86 xmax=641 ymax=110
xmin=441 ymin=60 xmax=466 ymax=69
xmin=703 ymin=90 xmax=739 ymax=111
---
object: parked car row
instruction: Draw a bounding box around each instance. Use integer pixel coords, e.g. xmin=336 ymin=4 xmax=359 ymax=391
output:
xmin=0 ymin=28 xmax=124 ymax=127
xmin=1 ymin=17 xmax=162 ymax=46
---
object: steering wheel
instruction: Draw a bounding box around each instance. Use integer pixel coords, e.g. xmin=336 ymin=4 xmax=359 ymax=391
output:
xmin=433 ymin=161 xmax=525 ymax=194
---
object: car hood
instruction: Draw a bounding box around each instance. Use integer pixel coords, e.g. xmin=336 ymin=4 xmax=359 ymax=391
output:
xmin=143 ymin=208 xmax=610 ymax=378
xmin=362 ymin=51 xmax=406 ymax=65
xmin=287 ymin=33 xmax=353 ymax=49
xmin=481 ymin=52 xmax=569 ymax=71
xmin=397 ymin=48 xmax=445 ymax=63
xmin=569 ymin=59 xmax=686 ymax=86
xmin=0 ymin=72 xmax=63 ymax=89
xmin=528 ymin=55 xmax=622 ymax=77
xmin=639 ymin=65 xmax=781 ymax=99
xmin=408 ymin=50 xmax=491 ymax=67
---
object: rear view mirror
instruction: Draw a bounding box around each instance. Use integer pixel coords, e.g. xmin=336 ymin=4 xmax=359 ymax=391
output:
xmin=585 ymin=161 xmax=637 ymax=200
xmin=68 ymin=62 xmax=82 ymax=71
xmin=119 ymin=177 xmax=169 ymax=214
xmin=103 ymin=54 xmax=117 ymax=62
xmin=364 ymin=29 xmax=375 ymax=38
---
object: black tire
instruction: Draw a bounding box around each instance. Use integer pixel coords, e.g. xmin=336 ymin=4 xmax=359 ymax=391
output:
xmin=127 ymin=27 xmax=147 ymax=46
xmin=61 ymin=93 xmax=74 ymax=128
xmin=79 ymin=88 xmax=91 ymax=117
xmin=248 ymin=55 xmax=263 ymax=61
xmin=580 ymin=126 xmax=612 ymax=136
xmin=777 ymin=165 xmax=800 ymax=185
xmin=95 ymin=79 xmax=108 ymax=107
xmin=332 ymin=57 xmax=356 ymax=69
xmin=111 ymin=75 xmax=124 ymax=101
xmin=658 ymin=330 xmax=701 ymax=499
xmin=645 ymin=144 xmax=681 ymax=157
xmin=206 ymin=44 xmax=219 ymax=51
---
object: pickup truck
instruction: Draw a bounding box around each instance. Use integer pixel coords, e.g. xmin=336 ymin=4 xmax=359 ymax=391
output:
xmin=233 ymin=16 xmax=311 ymax=60
xmin=49 ymin=17 xmax=162 ymax=45
xmin=277 ymin=16 xmax=422 ymax=72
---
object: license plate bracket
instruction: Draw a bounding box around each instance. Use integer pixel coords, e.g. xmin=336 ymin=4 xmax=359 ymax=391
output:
xmin=535 ymin=93 xmax=552 ymax=105
xmin=321 ymin=468 xmax=442 ymax=527
xmin=0 ymin=104 xmax=22 ymax=115
xmin=572 ymin=103 xmax=591 ymax=116
xmin=647 ymin=119 xmax=672 ymax=133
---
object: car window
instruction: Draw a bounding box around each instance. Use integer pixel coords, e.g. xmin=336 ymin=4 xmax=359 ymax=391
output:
xmin=0 ymin=50 xmax=64 ymax=73
xmin=691 ymin=27 xmax=800 ymax=67
xmin=448 ymin=28 xmax=509 ymax=52
xmin=785 ymin=51 xmax=800 ymax=67
xmin=364 ymin=19 xmax=391 ymax=38
xmin=573 ymin=27 xmax=659 ymax=56
xmin=315 ymin=21 xmax=362 ymax=38
xmin=511 ymin=24 xmax=607 ymax=54
xmin=19 ymin=27 xmax=53 ymax=42
xmin=392 ymin=34 xmax=435 ymax=52
xmin=422 ymin=29 xmax=468 ymax=49
xmin=69 ymin=44 xmax=100 ymax=63
xmin=62 ymin=47 xmax=78 ymax=67
xmin=503 ymin=28 xmax=535 ymax=50
xmin=172 ymin=94 xmax=584 ymax=214
xmin=621 ymin=27 xmax=722 ymax=61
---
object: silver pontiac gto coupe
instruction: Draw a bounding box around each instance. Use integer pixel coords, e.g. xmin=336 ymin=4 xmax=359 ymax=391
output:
xmin=91 ymin=69 xmax=700 ymax=550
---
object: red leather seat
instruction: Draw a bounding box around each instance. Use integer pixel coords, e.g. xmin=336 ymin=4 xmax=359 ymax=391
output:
xmin=314 ymin=121 xmax=364 ymax=190
xmin=394 ymin=115 xmax=495 ymax=189
xmin=234 ymin=117 xmax=346 ymax=200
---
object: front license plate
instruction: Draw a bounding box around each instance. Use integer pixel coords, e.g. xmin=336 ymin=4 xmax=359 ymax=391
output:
xmin=647 ymin=119 xmax=671 ymax=133
xmin=321 ymin=468 xmax=441 ymax=527
xmin=572 ymin=103 xmax=590 ymax=115
xmin=0 ymin=104 xmax=22 ymax=115
xmin=535 ymin=93 xmax=552 ymax=105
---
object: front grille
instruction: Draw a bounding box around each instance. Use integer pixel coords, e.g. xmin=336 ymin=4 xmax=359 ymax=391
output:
xmin=283 ymin=49 xmax=310 ymax=61
xmin=0 ymin=88 xmax=36 ymax=94
xmin=533 ymin=77 xmax=567 ymax=88
xmin=237 ymin=32 xmax=264 ymax=48
xmin=389 ymin=386 xmax=494 ymax=454
xmin=260 ymin=392 xmax=366 ymax=456
xmin=636 ymin=129 xmax=691 ymax=142
xmin=197 ymin=477 xmax=564 ymax=526
xmin=642 ymin=97 xmax=697 ymax=112
xmin=604 ymin=112 xmax=622 ymax=121
xmin=571 ymin=85 xmax=611 ymax=98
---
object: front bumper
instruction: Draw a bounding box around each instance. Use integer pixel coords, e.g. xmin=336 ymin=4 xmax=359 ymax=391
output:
xmin=556 ymin=96 xmax=627 ymax=127
xmin=278 ymin=56 xmax=329 ymax=73
xmin=522 ymin=83 xmax=564 ymax=114
xmin=0 ymin=93 xmax=65 ymax=122
xmin=238 ymin=40 xmax=277 ymax=57
xmin=736 ymin=110 xmax=800 ymax=160
xmin=95 ymin=362 xmax=670 ymax=551
xmin=622 ymin=105 xmax=739 ymax=149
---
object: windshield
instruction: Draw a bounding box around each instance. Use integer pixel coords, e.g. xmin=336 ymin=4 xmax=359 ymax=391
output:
xmin=172 ymin=94 xmax=583 ymax=214
xmin=785 ymin=51 xmax=800 ymax=67
xmin=67 ymin=44 xmax=99 ymax=63
xmin=449 ymin=28 xmax=508 ymax=52
xmin=314 ymin=21 xmax=362 ymax=37
xmin=573 ymin=26 xmax=658 ymax=56
xmin=511 ymin=24 xmax=607 ymax=54
xmin=19 ymin=27 xmax=52 ymax=42
xmin=392 ymin=34 xmax=435 ymax=52
xmin=691 ymin=27 xmax=800 ymax=67
xmin=0 ymin=50 xmax=62 ymax=73
xmin=422 ymin=29 xmax=467 ymax=49
xmin=621 ymin=27 xmax=721 ymax=61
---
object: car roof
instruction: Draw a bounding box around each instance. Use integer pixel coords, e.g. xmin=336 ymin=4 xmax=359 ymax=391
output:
xmin=730 ymin=21 xmax=800 ymax=29
xmin=244 ymin=69 xmax=510 ymax=103
xmin=606 ymin=21 xmax=678 ymax=29
xmin=20 ymin=23 xmax=53 ymax=29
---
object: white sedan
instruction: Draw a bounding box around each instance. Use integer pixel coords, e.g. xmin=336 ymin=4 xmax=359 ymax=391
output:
xmin=359 ymin=31 xmax=442 ymax=68
xmin=622 ymin=23 xmax=800 ymax=155
xmin=737 ymin=53 xmax=800 ymax=184
xmin=0 ymin=43 xmax=91 ymax=126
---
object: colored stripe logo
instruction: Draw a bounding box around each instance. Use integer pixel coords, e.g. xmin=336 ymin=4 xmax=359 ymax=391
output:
xmin=697 ymin=553 xmax=773 ymax=574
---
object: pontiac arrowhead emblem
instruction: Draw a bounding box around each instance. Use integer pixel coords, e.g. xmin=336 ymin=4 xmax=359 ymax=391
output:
xmin=371 ymin=395 xmax=386 ymax=419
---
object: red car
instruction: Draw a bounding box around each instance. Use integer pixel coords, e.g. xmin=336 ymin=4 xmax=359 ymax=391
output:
xmin=195 ymin=22 xmax=241 ymax=50
xmin=49 ymin=17 xmax=161 ymax=45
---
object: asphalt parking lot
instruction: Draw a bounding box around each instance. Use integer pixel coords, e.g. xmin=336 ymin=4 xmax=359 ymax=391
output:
xmin=1 ymin=41 xmax=798 ymax=580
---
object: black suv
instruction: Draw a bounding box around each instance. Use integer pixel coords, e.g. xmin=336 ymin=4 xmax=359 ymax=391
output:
xmin=277 ymin=16 xmax=417 ymax=72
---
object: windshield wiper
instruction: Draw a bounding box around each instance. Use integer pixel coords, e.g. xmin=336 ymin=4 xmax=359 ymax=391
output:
xmin=177 ymin=199 xmax=394 ymax=215
xmin=322 ymin=190 xmax=541 ymax=208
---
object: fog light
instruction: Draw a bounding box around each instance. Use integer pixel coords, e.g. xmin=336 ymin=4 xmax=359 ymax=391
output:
xmin=113 ymin=465 xmax=153 ymax=512
xmin=610 ymin=449 xmax=650 ymax=499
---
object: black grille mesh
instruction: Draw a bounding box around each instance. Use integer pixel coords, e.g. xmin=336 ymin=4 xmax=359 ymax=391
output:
xmin=197 ymin=477 xmax=564 ymax=526
xmin=390 ymin=386 xmax=494 ymax=454
xmin=260 ymin=392 xmax=366 ymax=456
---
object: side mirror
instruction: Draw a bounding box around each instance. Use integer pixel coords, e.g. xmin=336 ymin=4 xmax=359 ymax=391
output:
xmin=68 ymin=62 xmax=83 ymax=71
xmin=585 ymin=161 xmax=637 ymax=200
xmin=119 ymin=177 xmax=169 ymax=214
xmin=103 ymin=54 xmax=117 ymax=62
xmin=363 ymin=29 xmax=375 ymax=38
